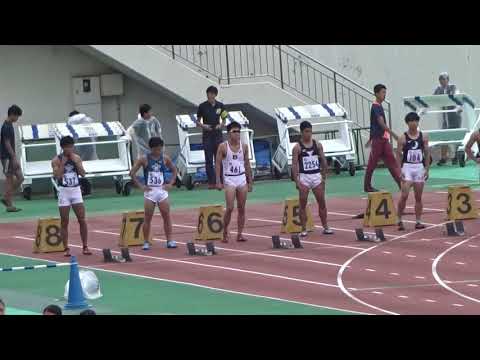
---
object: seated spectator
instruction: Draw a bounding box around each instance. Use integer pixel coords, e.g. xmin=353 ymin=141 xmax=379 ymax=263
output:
xmin=79 ymin=309 xmax=96 ymax=315
xmin=43 ymin=304 xmax=62 ymax=315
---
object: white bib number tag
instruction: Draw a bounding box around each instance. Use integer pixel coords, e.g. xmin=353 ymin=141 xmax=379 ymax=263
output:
xmin=148 ymin=171 xmax=164 ymax=186
xmin=63 ymin=172 xmax=79 ymax=187
xmin=407 ymin=149 xmax=423 ymax=163
xmin=302 ymin=155 xmax=320 ymax=171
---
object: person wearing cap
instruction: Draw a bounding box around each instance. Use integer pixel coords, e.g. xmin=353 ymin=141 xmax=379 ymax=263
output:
xmin=434 ymin=72 xmax=461 ymax=165
xmin=196 ymin=86 xmax=229 ymax=189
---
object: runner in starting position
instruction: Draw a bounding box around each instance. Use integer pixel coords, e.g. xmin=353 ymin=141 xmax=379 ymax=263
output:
xmin=396 ymin=112 xmax=430 ymax=230
xmin=51 ymin=136 xmax=91 ymax=256
xmin=216 ymin=121 xmax=253 ymax=243
xmin=291 ymin=121 xmax=334 ymax=236
xmin=130 ymin=137 xmax=177 ymax=250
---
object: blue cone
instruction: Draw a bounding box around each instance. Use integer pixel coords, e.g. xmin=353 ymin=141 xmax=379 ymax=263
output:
xmin=64 ymin=256 xmax=90 ymax=310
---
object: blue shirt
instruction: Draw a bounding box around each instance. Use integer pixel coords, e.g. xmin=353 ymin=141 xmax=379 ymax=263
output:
xmin=370 ymin=103 xmax=386 ymax=139
xmin=144 ymin=154 xmax=167 ymax=187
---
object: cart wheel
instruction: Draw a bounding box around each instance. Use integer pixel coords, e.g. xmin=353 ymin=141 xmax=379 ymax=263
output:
xmin=23 ymin=187 xmax=32 ymax=200
xmin=184 ymin=175 xmax=194 ymax=191
xmin=348 ymin=162 xmax=356 ymax=176
xmin=115 ymin=180 xmax=123 ymax=194
xmin=334 ymin=161 xmax=341 ymax=175
xmin=458 ymin=151 xmax=466 ymax=168
xmin=175 ymin=177 xmax=182 ymax=188
xmin=122 ymin=182 xmax=133 ymax=196
xmin=273 ymin=167 xmax=282 ymax=180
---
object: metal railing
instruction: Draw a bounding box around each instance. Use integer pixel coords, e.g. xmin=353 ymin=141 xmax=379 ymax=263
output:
xmin=156 ymin=44 xmax=391 ymax=167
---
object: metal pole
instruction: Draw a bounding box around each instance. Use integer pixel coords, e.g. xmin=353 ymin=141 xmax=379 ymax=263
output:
xmin=278 ymin=45 xmax=284 ymax=89
xmin=333 ymin=72 xmax=338 ymax=102
xmin=225 ymin=45 xmax=230 ymax=85
xmin=171 ymin=45 xmax=175 ymax=59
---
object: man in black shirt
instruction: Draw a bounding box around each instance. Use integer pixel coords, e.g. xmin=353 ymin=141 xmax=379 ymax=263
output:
xmin=1 ymin=105 xmax=24 ymax=212
xmin=196 ymin=86 xmax=229 ymax=189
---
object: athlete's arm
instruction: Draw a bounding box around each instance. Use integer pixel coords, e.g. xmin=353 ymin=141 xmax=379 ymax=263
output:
xmin=72 ymin=154 xmax=86 ymax=177
xmin=377 ymin=115 xmax=399 ymax=141
xmin=465 ymin=132 xmax=480 ymax=163
xmin=291 ymin=144 xmax=301 ymax=187
xmin=164 ymin=155 xmax=177 ymax=187
xmin=243 ymin=144 xmax=253 ymax=191
xmin=51 ymin=157 xmax=65 ymax=180
xmin=215 ymin=144 xmax=226 ymax=188
xmin=396 ymin=134 xmax=405 ymax=168
xmin=423 ymin=133 xmax=430 ymax=180
xmin=130 ymin=157 xmax=148 ymax=190
xmin=317 ymin=142 xmax=328 ymax=180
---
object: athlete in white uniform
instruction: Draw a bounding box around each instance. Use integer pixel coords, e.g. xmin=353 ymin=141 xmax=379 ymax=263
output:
xmin=291 ymin=121 xmax=333 ymax=236
xmin=215 ymin=121 xmax=253 ymax=243
xmin=51 ymin=136 xmax=91 ymax=257
xmin=130 ymin=137 xmax=177 ymax=250
xmin=396 ymin=112 xmax=430 ymax=230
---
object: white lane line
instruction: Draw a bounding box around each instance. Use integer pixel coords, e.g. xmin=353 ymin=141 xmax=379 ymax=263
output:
xmin=0 ymin=248 xmax=366 ymax=315
xmin=172 ymin=223 xmax=364 ymax=251
xmin=382 ymin=251 xmax=392 ymax=254
xmin=249 ymin=218 xmax=397 ymax=238
xmin=452 ymin=303 xmax=464 ymax=307
xmin=371 ymin=291 xmax=383 ymax=295
xmin=406 ymin=206 xmax=443 ymax=212
xmin=432 ymin=233 xmax=480 ymax=304
xmin=15 ymin=235 xmax=340 ymax=289
xmin=415 ymin=276 xmax=426 ymax=279
xmin=444 ymin=242 xmax=454 ymax=245
xmin=365 ymin=268 xmax=376 ymax=272
xmin=94 ymin=230 xmax=344 ymax=268
xmin=468 ymin=245 xmax=478 ymax=248
xmin=406 ymin=254 xmax=417 ymax=258
xmin=398 ymin=295 xmax=409 ymax=299
xmin=425 ymin=299 xmax=437 ymax=303
xmin=430 ymin=258 xmax=435 ymax=261
xmin=435 ymin=191 xmax=448 ymax=194
xmin=467 ymin=284 xmax=479 ymax=287
xmin=456 ymin=262 xmax=466 ymax=265
xmin=389 ymin=272 xmax=400 ymax=276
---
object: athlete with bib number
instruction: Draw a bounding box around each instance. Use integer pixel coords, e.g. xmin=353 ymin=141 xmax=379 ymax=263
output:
xmin=396 ymin=112 xmax=430 ymax=231
xmin=51 ymin=136 xmax=91 ymax=257
xmin=292 ymin=121 xmax=334 ymax=237
xmin=215 ymin=121 xmax=253 ymax=243
xmin=130 ymin=137 xmax=177 ymax=250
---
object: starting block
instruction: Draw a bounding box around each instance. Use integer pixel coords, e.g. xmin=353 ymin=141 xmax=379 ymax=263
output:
xmin=272 ymin=235 xmax=303 ymax=249
xmin=363 ymin=191 xmax=397 ymax=227
xmin=355 ymin=228 xmax=386 ymax=243
xmin=445 ymin=221 xmax=465 ymax=236
xmin=187 ymin=241 xmax=217 ymax=256
xmin=102 ymin=248 xmax=132 ymax=263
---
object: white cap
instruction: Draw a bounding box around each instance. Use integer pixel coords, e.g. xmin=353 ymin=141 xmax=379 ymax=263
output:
xmin=64 ymin=270 xmax=102 ymax=300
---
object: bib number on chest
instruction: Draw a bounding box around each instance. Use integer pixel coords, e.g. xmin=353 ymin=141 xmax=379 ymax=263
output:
xmin=302 ymin=156 xmax=320 ymax=171
xmin=407 ymin=149 xmax=423 ymax=163
xmin=63 ymin=172 xmax=79 ymax=187
xmin=148 ymin=172 xmax=164 ymax=186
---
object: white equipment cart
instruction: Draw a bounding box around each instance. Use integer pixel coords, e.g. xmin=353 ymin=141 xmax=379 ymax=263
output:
xmin=175 ymin=111 xmax=256 ymax=190
xmin=52 ymin=121 xmax=133 ymax=196
xmin=272 ymin=103 xmax=356 ymax=178
xmin=403 ymin=93 xmax=479 ymax=167
xmin=19 ymin=123 xmax=63 ymax=200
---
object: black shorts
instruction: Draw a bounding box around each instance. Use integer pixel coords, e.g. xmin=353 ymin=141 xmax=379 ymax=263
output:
xmin=1 ymin=158 xmax=14 ymax=176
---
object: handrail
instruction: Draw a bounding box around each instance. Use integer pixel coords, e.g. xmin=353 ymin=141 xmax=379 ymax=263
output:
xmin=155 ymin=44 xmax=390 ymax=167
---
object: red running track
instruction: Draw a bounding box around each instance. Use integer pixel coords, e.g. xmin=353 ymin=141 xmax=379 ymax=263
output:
xmin=1 ymin=190 xmax=480 ymax=315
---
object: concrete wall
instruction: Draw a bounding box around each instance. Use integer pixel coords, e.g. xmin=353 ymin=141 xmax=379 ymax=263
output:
xmin=0 ymin=45 xmax=195 ymax=182
xmin=294 ymin=45 xmax=479 ymax=133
